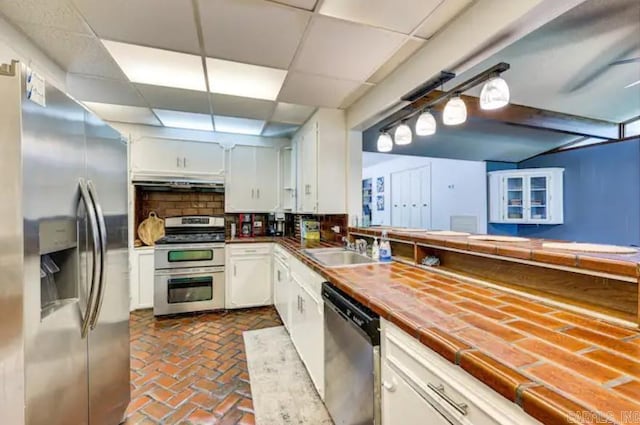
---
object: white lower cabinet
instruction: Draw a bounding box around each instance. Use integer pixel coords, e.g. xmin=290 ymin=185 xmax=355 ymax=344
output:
xmin=289 ymin=258 xmax=325 ymax=399
xmin=382 ymin=361 xmax=452 ymax=425
xmin=381 ymin=320 xmax=541 ymax=425
xmin=226 ymin=244 xmax=273 ymax=309
xmin=129 ymin=247 xmax=155 ymax=311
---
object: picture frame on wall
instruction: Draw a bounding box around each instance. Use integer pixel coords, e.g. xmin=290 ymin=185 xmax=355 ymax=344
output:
xmin=376 ymin=176 xmax=384 ymax=193
xmin=376 ymin=195 xmax=384 ymax=211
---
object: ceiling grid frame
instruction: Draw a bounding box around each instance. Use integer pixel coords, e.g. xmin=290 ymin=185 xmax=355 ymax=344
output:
xmin=0 ymin=0 xmax=484 ymax=135
xmin=190 ymin=0 xmax=217 ymax=131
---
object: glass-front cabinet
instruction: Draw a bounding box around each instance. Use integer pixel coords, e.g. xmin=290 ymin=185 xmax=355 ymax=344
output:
xmin=489 ymin=168 xmax=564 ymax=224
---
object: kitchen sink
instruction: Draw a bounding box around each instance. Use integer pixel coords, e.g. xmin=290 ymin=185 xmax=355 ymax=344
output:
xmin=303 ymin=248 xmax=378 ymax=267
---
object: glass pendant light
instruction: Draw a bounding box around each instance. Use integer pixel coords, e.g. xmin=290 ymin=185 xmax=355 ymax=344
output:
xmin=480 ymin=76 xmax=510 ymax=110
xmin=394 ymin=122 xmax=412 ymax=145
xmin=415 ymin=110 xmax=436 ymax=136
xmin=377 ymin=132 xmax=393 ymax=152
xmin=443 ymin=95 xmax=467 ymax=126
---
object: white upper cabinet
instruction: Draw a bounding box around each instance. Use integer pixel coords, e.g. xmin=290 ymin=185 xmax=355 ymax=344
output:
xmin=293 ymin=108 xmax=347 ymax=214
xmin=130 ymin=137 xmax=225 ymax=179
xmin=226 ymin=145 xmax=279 ymax=212
xmin=489 ymin=168 xmax=564 ymax=224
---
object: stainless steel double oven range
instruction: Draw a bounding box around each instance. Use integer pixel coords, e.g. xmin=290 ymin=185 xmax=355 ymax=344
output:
xmin=154 ymin=216 xmax=226 ymax=315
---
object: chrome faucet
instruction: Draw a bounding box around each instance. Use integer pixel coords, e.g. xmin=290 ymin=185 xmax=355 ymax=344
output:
xmin=355 ymin=239 xmax=368 ymax=255
xmin=342 ymin=236 xmax=355 ymax=251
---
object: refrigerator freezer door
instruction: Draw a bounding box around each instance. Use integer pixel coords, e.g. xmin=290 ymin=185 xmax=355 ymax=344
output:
xmin=85 ymin=113 xmax=130 ymax=425
xmin=21 ymin=66 xmax=91 ymax=425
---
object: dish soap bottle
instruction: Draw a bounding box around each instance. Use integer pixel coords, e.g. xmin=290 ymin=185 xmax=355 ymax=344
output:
xmin=379 ymin=231 xmax=392 ymax=262
xmin=371 ymin=237 xmax=380 ymax=260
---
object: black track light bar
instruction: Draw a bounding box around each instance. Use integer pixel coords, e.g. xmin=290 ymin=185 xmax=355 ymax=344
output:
xmin=382 ymin=62 xmax=510 ymax=132
xmin=401 ymin=71 xmax=456 ymax=102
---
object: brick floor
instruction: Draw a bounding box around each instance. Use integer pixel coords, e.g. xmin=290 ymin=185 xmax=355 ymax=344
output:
xmin=124 ymin=307 xmax=282 ymax=425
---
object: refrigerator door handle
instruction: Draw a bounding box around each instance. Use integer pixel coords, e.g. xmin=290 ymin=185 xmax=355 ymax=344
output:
xmin=79 ymin=179 xmax=101 ymax=339
xmin=87 ymin=180 xmax=107 ymax=330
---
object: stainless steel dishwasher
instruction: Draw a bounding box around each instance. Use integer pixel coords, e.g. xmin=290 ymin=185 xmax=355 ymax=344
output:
xmin=323 ymin=282 xmax=381 ymax=425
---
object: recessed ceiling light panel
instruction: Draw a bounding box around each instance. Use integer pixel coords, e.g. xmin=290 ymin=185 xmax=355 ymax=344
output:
xmin=83 ymin=101 xmax=161 ymax=126
xmin=154 ymin=109 xmax=213 ymax=131
xmin=102 ymin=40 xmax=207 ymax=91
xmin=206 ymin=58 xmax=287 ymax=101
xmin=213 ymin=115 xmax=265 ymax=135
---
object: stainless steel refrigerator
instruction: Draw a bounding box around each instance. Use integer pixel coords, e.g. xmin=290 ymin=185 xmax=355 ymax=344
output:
xmin=0 ymin=60 xmax=130 ymax=425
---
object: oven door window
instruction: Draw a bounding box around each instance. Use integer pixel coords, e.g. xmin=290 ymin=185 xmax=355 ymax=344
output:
xmin=167 ymin=249 xmax=213 ymax=263
xmin=167 ymin=276 xmax=213 ymax=303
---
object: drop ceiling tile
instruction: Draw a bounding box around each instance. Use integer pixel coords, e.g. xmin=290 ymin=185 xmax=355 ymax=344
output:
xmin=0 ymin=0 xmax=91 ymax=33
xmin=214 ymin=115 xmax=265 ymax=135
xmin=103 ymin=40 xmax=206 ymax=91
xmin=198 ymin=0 xmax=310 ymax=69
xmin=271 ymin=102 xmax=315 ymax=124
xmin=415 ymin=0 xmax=473 ymax=39
xmin=83 ymin=101 xmax=160 ymax=125
xmin=136 ymin=84 xmax=210 ymax=114
xmin=278 ymin=72 xmax=361 ymax=108
xmin=67 ymin=74 xmax=146 ymax=106
xmin=210 ymin=94 xmax=274 ymax=120
xmin=270 ymin=0 xmax=317 ymax=11
xmin=293 ymin=16 xmax=406 ymax=82
xmin=340 ymin=83 xmax=374 ymax=109
xmin=71 ymin=0 xmax=200 ymax=54
xmin=16 ymin=23 xmax=125 ymax=79
xmin=206 ymin=57 xmax=287 ymax=101
xmin=367 ymin=37 xmax=424 ymax=84
xmin=262 ymin=122 xmax=299 ymax=137
xmin=319 ymin=0 xmax=441 ymax=34
xmin=154 ymin=109 xmax=214 ymax=131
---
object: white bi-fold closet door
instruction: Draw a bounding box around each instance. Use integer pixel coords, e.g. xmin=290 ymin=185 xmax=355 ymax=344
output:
xmin=391 ymin=165 xmax=431 ymax=229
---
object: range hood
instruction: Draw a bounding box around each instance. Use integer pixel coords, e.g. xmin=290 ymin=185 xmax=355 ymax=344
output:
xmin=132 ymin=175 xmax=225 ymax=192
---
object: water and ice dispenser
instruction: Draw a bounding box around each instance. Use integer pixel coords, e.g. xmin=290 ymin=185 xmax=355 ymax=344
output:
xmin=39 ymin=219 xmax=78 ymax=319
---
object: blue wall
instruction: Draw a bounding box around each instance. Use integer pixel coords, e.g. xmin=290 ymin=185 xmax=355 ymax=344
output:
xmin=516 ymin=139 xmax=640 ymax=246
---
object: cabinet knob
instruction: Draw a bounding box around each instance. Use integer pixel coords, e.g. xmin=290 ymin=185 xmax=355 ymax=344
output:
xmin=382 ymin=380 xmax=396 ymax=393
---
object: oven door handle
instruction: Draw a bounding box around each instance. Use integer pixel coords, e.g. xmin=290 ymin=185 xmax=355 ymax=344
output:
xmin=155 ymin=267 xmax=225 ymax=276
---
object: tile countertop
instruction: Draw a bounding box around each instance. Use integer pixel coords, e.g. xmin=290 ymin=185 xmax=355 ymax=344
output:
xmin=348 ymin=227 xmax=640 ymax=279
xmin=256 ymin=237 xmax=640 ymax=425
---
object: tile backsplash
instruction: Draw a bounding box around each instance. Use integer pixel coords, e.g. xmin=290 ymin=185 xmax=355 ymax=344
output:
xmin=293 ymin=214 xmax=347 ymax=242
xmin=135 ymin=188 xmax=225 ymax=226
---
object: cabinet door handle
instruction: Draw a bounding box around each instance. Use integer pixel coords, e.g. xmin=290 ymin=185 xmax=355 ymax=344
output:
xmin=257 ymin=188 xmax=260 ymax=199
xmin=183 ymin=157 xmax=187 ymax=168
xmin=234 ymin=264 xmax=237 ymax=276
xmin=277 ymin=270 xmax=281 ymax=282
xmin=300 ymin=296 xmax=304 ymax=313
xmin=382 ymin=380 xmax=396 ymax=393
xmin=251 ymin=189 xmax=255 ymax=198
xmin=427 ymin=383 xmax=468 ymax=416
xmin=176 ymin=157 xmax=180 ymax=167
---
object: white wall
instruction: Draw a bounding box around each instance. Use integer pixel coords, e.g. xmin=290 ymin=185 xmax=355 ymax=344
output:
xmin=346 ymin=130 xmax=363 ymax=224
xmin=362 ymin=152 xmax=487 ymax=233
